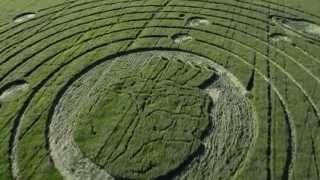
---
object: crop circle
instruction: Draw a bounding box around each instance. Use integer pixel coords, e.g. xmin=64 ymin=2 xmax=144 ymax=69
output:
xmin=49 ymin=51 xmax=255 ymax=180
xmin=3 ymin=0 xmax=318 ymax=179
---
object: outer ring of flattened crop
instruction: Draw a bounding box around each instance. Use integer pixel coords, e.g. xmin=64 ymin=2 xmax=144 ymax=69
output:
xmin=49 ymin=50 xmax=257 ymax=180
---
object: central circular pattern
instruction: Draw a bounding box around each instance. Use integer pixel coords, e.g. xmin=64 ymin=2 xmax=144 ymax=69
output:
xmin=49 ymin=51 xmax=255 ymax=180
xmin=73 ymin=55 xmax=215 ymax=179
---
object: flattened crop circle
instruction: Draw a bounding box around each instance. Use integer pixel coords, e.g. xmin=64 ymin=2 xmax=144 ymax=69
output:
xmin=49 ymin=51 xmax=256 ymax=180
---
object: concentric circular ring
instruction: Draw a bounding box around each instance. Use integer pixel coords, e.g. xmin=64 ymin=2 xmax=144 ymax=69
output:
xmin=0 ymin=0 xmax=319 ymax=179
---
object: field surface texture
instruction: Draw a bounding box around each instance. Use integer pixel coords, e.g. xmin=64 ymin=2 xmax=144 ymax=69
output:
xmin=0 ymin=0 xmax=320 ymax=179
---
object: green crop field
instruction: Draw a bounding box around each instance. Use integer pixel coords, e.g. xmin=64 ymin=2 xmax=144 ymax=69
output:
xmin=0 ymin=0 xmax=320 ymax=179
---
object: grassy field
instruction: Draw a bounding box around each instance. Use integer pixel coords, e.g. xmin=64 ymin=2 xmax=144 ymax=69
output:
xmin=0 ymin=0 xmax=320 ymax=179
